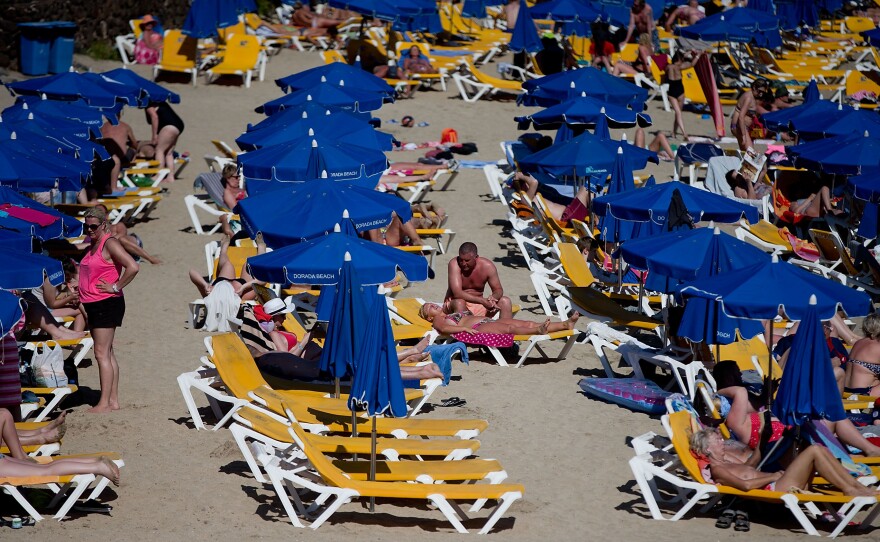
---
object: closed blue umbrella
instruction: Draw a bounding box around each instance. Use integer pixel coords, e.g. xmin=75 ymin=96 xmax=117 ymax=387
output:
xmin=246 ymin=222 xmax=429 ymax=285
xmin=183 ymin=0 xmax=240 ymax=38
xmin=0 ymin=250 xmax=64 ymax=289
xmin=593 ymin=180 xmax=761 ymax=225
xmin=593 ymin=114 xmax=611 ymax=140
xmin=276 ymin=64 xmax=395 ymax=96
xmin=102 ymin=68 xmax=181 ymax=105
xmin=598 ymin=147 xmax=637 ymax=243
xmin=787 ymin=130 xmax=880 ymax=175
xmin=318 ymin=254 xmax=372 ymax=380
xmin=509 ymin=0 xmax=544 ymax=53
xmin=679 ymin=255 xmax=872 ymax=320
xmin=515 ymin=94 xmax=652 ymax=129
xmin=772 ymin=295 xmax=846 ymax=426
xmin=0 ymin=291 xmax=24 ymax=336
xmin=257 ymin=83 xmax=390 ymax=115
xmin=234 ymin=182 xmax=412 ymax=247
xmin=520 ymin=67 xmax=649 ymax=108
xmin=802 ymin=79 xmax=820 ymax=103
xmin=518 ymin=130 xmax=658 ymax=179
xmin=235 ymin=114 xmax=396 ymax=152
xmin=236 ymin=137 xmax=388 ymax=184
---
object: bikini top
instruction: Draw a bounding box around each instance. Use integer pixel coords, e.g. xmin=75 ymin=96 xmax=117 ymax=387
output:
xmin=444 ymin=311 xmax=473 ymax=324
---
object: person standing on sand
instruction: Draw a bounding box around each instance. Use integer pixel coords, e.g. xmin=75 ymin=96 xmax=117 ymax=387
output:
xmin=445 ymin=242 xmax=513 ymax=319
xmin=79 ymin=207 xmax=139 ymax=414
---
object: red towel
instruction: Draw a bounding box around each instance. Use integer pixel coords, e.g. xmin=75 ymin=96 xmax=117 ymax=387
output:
xmin=0 ymin=204 xmax=57 ymax=227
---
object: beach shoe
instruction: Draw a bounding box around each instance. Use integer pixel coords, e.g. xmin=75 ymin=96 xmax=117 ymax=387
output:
xmin=439 ymin=397 xmax=466 ymax=408
xmin=715 ymin=509 xmax=735 ymax=529
xmin=734 ymin=510 xmax=750 ymax=532
xmin=72 ymin=500 xmax=113 ymax=514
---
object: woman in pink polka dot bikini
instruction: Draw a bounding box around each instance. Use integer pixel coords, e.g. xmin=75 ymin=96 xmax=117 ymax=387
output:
xmin=419 ymin=302 xmax=579 ymax=348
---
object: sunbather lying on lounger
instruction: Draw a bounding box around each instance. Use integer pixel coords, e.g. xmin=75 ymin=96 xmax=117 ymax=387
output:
xmin=690 ymin=427 xmax=878 ymax=496
xmin=0 ymin=407 xmax=120 ymax=486
xmin=365 ymin=214 xmax=424 ymax=247
xmin=511 ymin=171 xmax=591 ymax=225
xmin=15 ymin=291 xmax=86 ymax=342
xmin=189 ymin=234 xmax=264 ymax=301
xmin=713 ymin=361 xmax=880 ymax=456
xmin=419 ymin=302 xmax=579 ymax=338
xmin=30 ymin=260 xmax=86 ymax=332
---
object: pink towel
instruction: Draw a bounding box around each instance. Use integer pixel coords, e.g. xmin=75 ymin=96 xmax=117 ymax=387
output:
xmin=0 ymin=204 xmax=57 ymax=227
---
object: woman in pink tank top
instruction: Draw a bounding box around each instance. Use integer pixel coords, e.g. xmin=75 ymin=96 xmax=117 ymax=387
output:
xmin=80 ymin=207 xmax=139 ymax=414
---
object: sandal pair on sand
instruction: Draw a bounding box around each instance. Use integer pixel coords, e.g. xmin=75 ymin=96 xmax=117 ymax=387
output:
xmin=439 ymin=397 xmax=466 ymax=408
xmin=716 ymin=509 xmax=749 ymax=532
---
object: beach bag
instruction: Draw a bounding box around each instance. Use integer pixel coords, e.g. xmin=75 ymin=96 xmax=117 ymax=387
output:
xmin=441 ymin=128 xmax=458 ymax=144
xmin=30 ymin=342 xmax=68 ymax=388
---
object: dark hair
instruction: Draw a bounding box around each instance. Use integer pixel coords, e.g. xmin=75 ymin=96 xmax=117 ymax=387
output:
xmin=712 ymin=360 xmax=744 ymax=389
xmin=459 ymin=242 xmax=478 ymax=256
xmin=591 ymin=21 xmax=609 ymax=58
xmin=725 ymin=170 xmax=740 ymax=189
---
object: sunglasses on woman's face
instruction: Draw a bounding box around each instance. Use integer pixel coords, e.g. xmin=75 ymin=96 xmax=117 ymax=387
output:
xmin=84 ymin=223 xmax=103 ymax=232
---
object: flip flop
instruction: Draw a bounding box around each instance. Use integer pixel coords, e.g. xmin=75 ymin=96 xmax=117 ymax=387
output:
xmin=72 ymin=500 xmax=113 ymax=514
xmin=715 ymin=508 xmax=735 ymax=529
xmin=734 ymin=510 xmax=750 ymax=532
xmin=439 ymin=397 xmax=466 ymax=408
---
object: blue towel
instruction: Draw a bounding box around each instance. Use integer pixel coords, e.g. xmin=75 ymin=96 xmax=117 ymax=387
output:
xmin=425 ymin=343 xmax=469 ymax=386
xmin=457 ymin=160 xmax=497 ymax=169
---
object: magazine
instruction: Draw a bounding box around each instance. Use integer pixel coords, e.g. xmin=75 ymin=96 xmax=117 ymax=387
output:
xmin=737 ymin=148 xmax=766 ymax=184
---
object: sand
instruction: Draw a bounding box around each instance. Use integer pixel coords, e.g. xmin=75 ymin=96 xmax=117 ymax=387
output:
xmin=0 ymin=49 xmax=875 ymax=541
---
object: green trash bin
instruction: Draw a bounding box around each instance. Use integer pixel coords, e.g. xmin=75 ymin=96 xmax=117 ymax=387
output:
xmin=49 ymin=21 xmax=77 ymax=74
xmin=18 ymin=22 xmax=54 ymax=76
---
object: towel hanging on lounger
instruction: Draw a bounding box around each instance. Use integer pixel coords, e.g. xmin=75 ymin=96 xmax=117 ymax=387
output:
xmin=203 ymin=280 xmax=240 ymax=332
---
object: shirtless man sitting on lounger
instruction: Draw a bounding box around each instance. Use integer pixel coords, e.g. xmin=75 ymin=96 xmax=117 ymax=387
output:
xmin=445 ymin=242 xmax=513 ymax=319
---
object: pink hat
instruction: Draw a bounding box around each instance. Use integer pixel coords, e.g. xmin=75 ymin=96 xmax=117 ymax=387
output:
xmin=139 ymin=15 xmax=157 ymax=29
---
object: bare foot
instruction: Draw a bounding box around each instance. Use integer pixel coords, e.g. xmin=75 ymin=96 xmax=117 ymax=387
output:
xmin=538 ymin=319 xmax=550 ymax=335
xmin=255 ymin=232 xmax=266 ymax=253
xmin=566 ymin=312 xmax=580 ymax=330
xmin=50 ymin=327 xmax=86 ymax=341
xmin=401 ymin=353 xmax=429 ymax=364
xmin=148 ymin=256 xmax=163 ymax=265
xmin=87 ymin=405 xmax=113 ymax=414
xmin=45 ymin=411 xmax=67 ymax=430
xmin=99 ymin=457 xmax=121 ymax=486
xmin=109 ymin=400 xmax=121 ymax=411
xmin=35 ymin=423 xmax=66 ymax=444
xmin=414 ymin=335 xmax=430 ymax=354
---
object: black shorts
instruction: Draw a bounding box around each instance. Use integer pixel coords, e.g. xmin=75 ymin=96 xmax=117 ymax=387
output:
xmin=84 ymin=296 xmax=126 ymax=329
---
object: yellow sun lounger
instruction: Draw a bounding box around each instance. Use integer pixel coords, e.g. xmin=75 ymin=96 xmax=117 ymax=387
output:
xmin=206 ymin=34 xmax=264 ymax=88
xmin=264 ymin=413 xmax=523 ymax=534
xmin=153 ymin=29 xmax=198 ymax=86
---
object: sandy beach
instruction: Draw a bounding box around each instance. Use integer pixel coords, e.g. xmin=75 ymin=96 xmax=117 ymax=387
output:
xmin=0 ymin=47 xmax=876 ymax=541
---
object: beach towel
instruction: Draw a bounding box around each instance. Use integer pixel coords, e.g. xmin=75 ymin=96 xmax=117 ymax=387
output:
xmin=0 ymin=204 xmax=57 ymax=227
xmin=694 ymin=54 xmax=725 ymax=138
xmin=202 ymin=280 xmax=240 ymax=332
xmin=425 ymin=342 xmax=469 ymax=385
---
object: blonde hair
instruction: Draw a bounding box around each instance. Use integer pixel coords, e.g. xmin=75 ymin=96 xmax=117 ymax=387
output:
xmin=863 ymin=313 xmax=880 ymax=340
xmin=418 ymin=303 xmax=433 ymax=321
xmin=638 ymin=33 xmax=651 ymax=47
xmin=222 ymin=163 xmax=239 ymax=179
xmin=688 ymin=428 xmax=716 ymax=456
xmin=83 ymin=206 xmax=107 ymax=222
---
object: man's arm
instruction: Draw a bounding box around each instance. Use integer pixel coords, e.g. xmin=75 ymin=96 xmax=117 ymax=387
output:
xmin=447 ymin=259 xmax=489 ymax=305
xmin=485 ymin=261 xmax=505 ymax=302
xmin=125 ymin=123 xmax=139 ymax=150
xmin=665 ymin=7 xmax=681 ymax=31
xmin=622 ymin=13 xmax=636 ymax=46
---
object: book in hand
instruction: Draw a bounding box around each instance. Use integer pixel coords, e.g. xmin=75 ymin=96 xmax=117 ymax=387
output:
xmin=737 ymin=147 xmax=766 ymax=184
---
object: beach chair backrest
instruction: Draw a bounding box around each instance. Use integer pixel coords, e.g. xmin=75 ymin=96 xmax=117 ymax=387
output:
xmin=681 ymin=68 xmax=707 ymax=104
xmin=558 ymin=242 xmax=595 ymax=288
xmin=845 ymin=70 xmax=880 ymax=99
xmin=716 ymin=333 xmax=772 ymax=375
xmin=666 ymin=411 xmax=706 ymax=483
xmin=195 ymin=172 xmax=227 ymax=210
xmin=222 ymin=34 xmax=261 ymax=69
xmin=211 ymin=333 xmax=266 ymax=399
xmin=218 ymin=20 xmax=246 ymax=44
xmin=285 ymin=415 xmax=349 ymax=489
xmin=808 ymin=228 xmax=843 ymax=264
xmin=845 ymin=16 xmax=875 ymax=33
xmin=130 ymin=19 xmax=144 ymax=40
xmin=211 ymin=246 xmax=257 ymax=280
xmin=322 ymin=50 xmax=347 ymax=65
xmin=161 ymin=30 xmax=197 ymax=68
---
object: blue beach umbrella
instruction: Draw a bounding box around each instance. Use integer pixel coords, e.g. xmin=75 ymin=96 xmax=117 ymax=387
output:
xmin=0 ymin=136 xmax=88 ymax=192
xmin=515 ymin=94 xmax=652 ymax=129
xmin=593 ymin=114 xmax=611 ymax=140
xmin=276 ymin=64 xmax=395 ymax=96
xmin=235 ymin=114 xmax=396 ymax=152
xmin=7 ymin=98 xmax=111 ymax=126
xmin=182 ymin=0 xmax=240 ymax=38
xmin=236 ymin=137 xmax=389 ymax=184
xmin=0 ymin=186 xmax=82 ymax=238
xmin=593 ymin=180 xmax=761 ymax=225
xmin=462 ymin=0 xmax=506 ymax=18
xmin=598 ymin=147 xmax=637 ymax=243
xmin=6 ymin=72 xmax=139 ymax=108
xmin=509 ymin=0 xmax=544 ymax=53
xmin=0 ymin=250 xmax=64 ymax=289
xmin=0 ymin=230 xmax=34 ymax=253
xmin=791 ymin=108 xmax=880 ymax=140
xmin=802 ymin=79 xmax=820 ymax=103
xmin=245 ymin=101 xmax=375 ymax=133
xmin=234 ymin=182 xmax=412 ymax=247
xmin=529 ymin=0 xmax=605 ymax=22
xmin=787 ymin=130 xmax=880 ymax=175
xmin=775 ymin=0 xmax=818 ymax=30
xmin=760 ymin=99 xmax=842 ymax=132
xmin=520 ymin=67 xmax=649 ymax=108
xmin=102 ymin=68 xmax=181 ymax=105
xmin=1 ymin=107 xmax=102 ymax=140
xmin=861 ymin=27 xmax=880 ymax=46
xmin=318 ymin=254 xmax=372 ymax=380
xmin=0 ymin=291 xmax=24 ymax=336
xmin=848 ymin=169 xmax=880 ymax=203
xmin=679 ymin=255 xmax=872 ymax=320
xmin=772 ymin=295 xmax=847 ymax=426
xmin=257 ymin=84 xmax=390 ymax=115
xmin=327 ymin=0 xmax=434 ymax=21
xmin=676 ymin=16 xmax=754 ymax=42
xmin=518 ymin=130 xmax=658 ymax=179
xmin=246 ymin=222 xmax=429 ymax=286
xmin=391 ymin=13 xmax=445 ymax=34
xmin=0 ymin=117 xmax=109 ymax=162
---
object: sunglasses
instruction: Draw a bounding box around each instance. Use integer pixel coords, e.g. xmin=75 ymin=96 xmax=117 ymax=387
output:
xmin=84 ymin=223 xmax=103 ymax=232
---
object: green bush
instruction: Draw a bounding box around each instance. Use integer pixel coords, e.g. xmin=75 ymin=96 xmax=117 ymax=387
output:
xmin=84 ymin=40 xmax=119 ymax=61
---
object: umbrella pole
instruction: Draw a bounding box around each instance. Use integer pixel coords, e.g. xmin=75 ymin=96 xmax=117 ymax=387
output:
xmin=351 ymin=411 xmax=359 ymax=462
xmin=335 ymin=377 xmax=340 ymax=399
xmin=617 ymin=244 xmax=623 ymax=290
xmin=767 ymin=329 xmax=775 ymax=411
xmin=637 ymin=279 xmax=644 ymax=315
xmin=714 ymin=342 xmax=720 ymax=365
xmin=369 ymin=416 xmax=377 ymax=512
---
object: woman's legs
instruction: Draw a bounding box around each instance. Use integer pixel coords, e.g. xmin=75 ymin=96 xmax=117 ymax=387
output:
xmin=0 ymin=454 xmax=120 ymax=486
xmin=648 ymin=133 xmax=676 ymax=159
xmin=474 ymin=313 xmax=579 ymax=335
xmin=775 ymin=445 xmax=876 ymax=496
xmin=155 ymin=125 xmax=180 ymax=181
xmin=189 ymin=269 xmax=212 ymax=297
xmin=24 ymin=299 xmax=85 ymax=341
xmin=400 ymin=363 xmax=443 ymax=380
xmin=824 ymin=418 xmax=880 ymax=456
xmin=0 ymin=408 xmax=29 ymax=459
xmin=16 ymin=411 xmax=66 ymax=446
xmin=671 ymin=96 xmax=688 ymax=140
xmin=87 ymin=326 xmax=119 ymax=413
